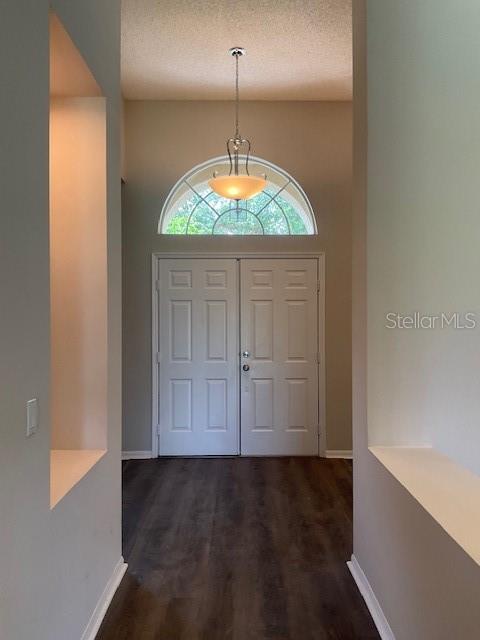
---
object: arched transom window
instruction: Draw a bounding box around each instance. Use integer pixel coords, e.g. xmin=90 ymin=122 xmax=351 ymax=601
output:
xmin=158 ymin=156 xmax=317 ymax=235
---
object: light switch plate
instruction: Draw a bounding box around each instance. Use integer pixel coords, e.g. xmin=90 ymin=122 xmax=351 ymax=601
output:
xmin=26 ymin=398 xmax=39 ymax=437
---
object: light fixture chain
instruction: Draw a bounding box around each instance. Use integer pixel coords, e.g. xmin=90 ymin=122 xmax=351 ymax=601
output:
xmin=209 ymin=46 xmax=266 ymax=202
xmin=235 ymin=52 xmax=240 ymax=139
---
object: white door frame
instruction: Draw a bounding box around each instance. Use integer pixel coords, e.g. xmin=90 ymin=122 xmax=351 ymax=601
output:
xmin=151 ymin=252 xmax=326 ymax=458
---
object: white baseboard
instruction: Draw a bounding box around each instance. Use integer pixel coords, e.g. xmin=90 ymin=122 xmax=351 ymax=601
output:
xmin=122 ymin=450 xmax=153 ymax=460
xmin=80 ymin=557 xmax=127 ymax=640
xmin=347 ymin=555 xmax=395 ymax=640
xmin=325 ymin=449 xmax=353 ymax=459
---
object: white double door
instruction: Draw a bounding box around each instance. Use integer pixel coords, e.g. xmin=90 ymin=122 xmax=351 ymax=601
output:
xmin=156 ymin=258 xmax=320 ymax=456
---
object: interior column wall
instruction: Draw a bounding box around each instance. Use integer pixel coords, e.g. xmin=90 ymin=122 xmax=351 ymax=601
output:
xmin=366 ymin=1 xmax=480 ymax=470
xmin=0 ymin=2 xmax=121 ymax=639
xmin=353 ymin=2 xmax=480 ymax=639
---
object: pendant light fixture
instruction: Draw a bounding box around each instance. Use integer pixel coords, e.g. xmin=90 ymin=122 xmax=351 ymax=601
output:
xmin=209 ymin=47 xmax=267 ymax=201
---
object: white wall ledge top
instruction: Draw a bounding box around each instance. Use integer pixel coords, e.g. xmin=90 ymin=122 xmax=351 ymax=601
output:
xmin=369 ymin=445 xmax=480 ymax=567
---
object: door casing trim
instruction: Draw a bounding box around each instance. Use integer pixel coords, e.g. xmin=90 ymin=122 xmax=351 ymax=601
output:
xmin=151 ymin=251 xmax=326 ymax=458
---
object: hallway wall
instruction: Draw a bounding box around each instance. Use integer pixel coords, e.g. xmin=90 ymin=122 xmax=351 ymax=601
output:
xmin=366 ymin=1 xmax=480 ymax=471
xmin=0 ymin=2 xmax=122 ymax=639
xmin=353 ymin=2 xmax=480 ymax=639
xmin=122 ymin=100 xmax=353 ymax=453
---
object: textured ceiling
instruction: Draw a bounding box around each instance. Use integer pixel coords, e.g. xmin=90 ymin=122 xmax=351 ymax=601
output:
xmin=121 ymin=0 xmax=352 ymax=100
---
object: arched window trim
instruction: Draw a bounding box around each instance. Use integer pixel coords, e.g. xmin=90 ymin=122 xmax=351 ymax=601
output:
xmin=158 ymin=155 xmax=318 ymax=235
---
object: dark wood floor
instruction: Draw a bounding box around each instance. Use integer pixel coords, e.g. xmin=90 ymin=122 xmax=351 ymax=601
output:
xmin=98 ymin=458 xmax=378 ymax=640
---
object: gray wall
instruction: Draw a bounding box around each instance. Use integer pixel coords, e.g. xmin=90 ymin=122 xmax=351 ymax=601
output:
xmin=0 ymin=2 xmax=122 ymax=639
xmin=353 ymin=2 xmax=480 ymax=639
xmin=123 ymin=100 xmax=353 ymax=452
xmin=366 ymin=0 xmax=480 ymax=473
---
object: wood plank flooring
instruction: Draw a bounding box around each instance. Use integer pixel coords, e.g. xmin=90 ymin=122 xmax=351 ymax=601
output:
xmin=97 ymin=458 xmax=378 ymax=640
